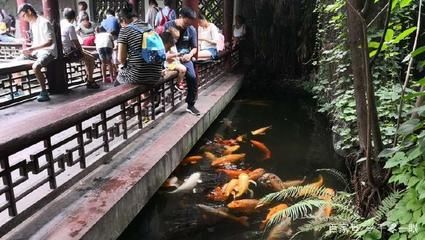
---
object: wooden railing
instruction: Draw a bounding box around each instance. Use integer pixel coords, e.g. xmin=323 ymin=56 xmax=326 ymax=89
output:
xmin=0 ymin=48 xmax=239 ymax=235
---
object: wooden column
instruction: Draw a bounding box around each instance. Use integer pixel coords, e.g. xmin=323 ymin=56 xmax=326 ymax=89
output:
xmin=129 ymin=0 xmax=139 ymax=15
xmin=17 ymin=0 xmax=29 ymax=45
xmin=182 ymin=0 xmax=199 ymax=12
xmin=224 ymin=0 xmax=234 ymax=70
xmin=42 ymin=0 xmax=68 ymax=93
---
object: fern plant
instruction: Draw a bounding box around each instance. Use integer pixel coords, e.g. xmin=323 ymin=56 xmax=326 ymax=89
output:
xmin=260 ymin=189 xmax=401 ymax=240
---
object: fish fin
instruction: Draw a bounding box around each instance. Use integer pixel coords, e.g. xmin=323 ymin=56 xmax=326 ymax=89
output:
xmin=193 ymin=188 xmax=197 ymax=194
xmin=249 ymin=180 xmax=257 ymax=186
xmin=248 ymin=189 xmax=254 ymax=198
xmin=197 ymin=180 xmax=203 ymax=183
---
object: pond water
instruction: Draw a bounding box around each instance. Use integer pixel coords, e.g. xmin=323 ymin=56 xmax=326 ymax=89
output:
xmin=119 ymin=90 xmax=345 ymax=240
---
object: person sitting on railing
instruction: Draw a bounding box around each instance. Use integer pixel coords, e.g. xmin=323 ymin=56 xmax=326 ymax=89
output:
xmin=16 ymin=3 xmax=57 ymax=102
xmin=232 ymin=15 xmax=246 ymax=49
xmin=0 ymin=9 xmax=16 ymax=42
xmin=77 ymin=14 xmax=96 ymax=46
xmin=197 ymin=13 xmax=219 ymax=61
xmin=164 ymin=7 xmax=200 ymax=116
xmin=115 ymin=2 xmax=162 ymax=85
xmin=160 ymin=30 xmax=186 ymax=92
xmin=61 ymin=8 xmax=99 ymax=89
xmin=95 ymin=26 xmax=115 ymax=83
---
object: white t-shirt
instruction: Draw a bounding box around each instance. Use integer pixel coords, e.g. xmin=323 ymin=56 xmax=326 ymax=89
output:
xmin=60 ymin=19 xmax=78 ymax=54
xmin=198 ymin=23 xmax=219 ymax=50
xmin=95 ymin=32 xmax=114 ymax=49
xmin=31 ymin=16 xmax=57 ymax=57
xmin=233 ymin=24 xmax=246 ymax=38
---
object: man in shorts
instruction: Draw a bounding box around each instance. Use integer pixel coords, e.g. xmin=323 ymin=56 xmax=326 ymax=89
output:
xmin=17 ymin=3 xmax=57 ymax=102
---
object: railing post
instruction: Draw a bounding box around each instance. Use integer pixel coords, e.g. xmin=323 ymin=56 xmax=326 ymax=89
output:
xmin=224 ymin=0 xmax=234 ymax=71
xmin=129 ymin=0 xmax=139 ymax=15
xmin=42 ymin=0 xmax=68 ymax=94
xmin=17 ymin=0 xmax=29 ymax=46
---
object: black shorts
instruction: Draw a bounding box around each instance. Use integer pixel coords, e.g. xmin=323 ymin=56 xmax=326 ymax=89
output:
xmin=98 ymin=47 xmax=113 ymax=62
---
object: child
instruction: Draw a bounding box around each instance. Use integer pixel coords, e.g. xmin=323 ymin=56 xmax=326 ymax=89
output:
xmin=95 ymin=26 xmax=115 ymax=83
xmin=161 ymin=28 xmax=187 ymax=91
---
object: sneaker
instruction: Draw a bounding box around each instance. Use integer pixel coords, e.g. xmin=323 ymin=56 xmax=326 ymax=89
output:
xmin=186 ymin=105 xmax=201 ymax=116
xmin=86 ymin=81 xmax=100 ymax=89
xmin=37 ymin=91 xmax=50 ymax=102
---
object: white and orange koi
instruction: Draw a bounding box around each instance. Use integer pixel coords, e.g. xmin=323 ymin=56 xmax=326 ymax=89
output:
xmin=251 ymin=125 xmax=272 ymax=136
xmin=223 ymin=145 xmax=240 ymax=155
xmin=181 ymin=155 xmax=203 ymax=165
xmin=235 ymin=173 xmax=256 ymax=198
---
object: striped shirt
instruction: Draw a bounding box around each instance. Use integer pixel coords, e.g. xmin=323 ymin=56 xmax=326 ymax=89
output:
xmin=117 ymin=20 xmax=162 ymax=84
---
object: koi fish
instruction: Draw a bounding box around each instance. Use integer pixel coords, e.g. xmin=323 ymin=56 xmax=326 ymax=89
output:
xmin=223 ymin=179 xmax=240 ymax=197
xmin=169 ymin=172 xmax=202 ymax=194
xmin=227 ymin=199 xmax=260 ymax=214
xmin=261 ymin=204 xmax=289 ymax=229
xmin=317 ymin=188 xmax=335 ymax=217
xmin=181 ymin=155 xmax=203 ymax=165
xmin=248 ymin=168 xmax=266 ymax=181
xmin=223 ymin=145 xmax=240 ymax=155
xmin=251 ymin=125 xmax=272 ymax=136
xmin=267 ymin=216 xmax=293 ymax=240
xmin=298 ymin=175 xmax=324 ymax=197
xmin=211 ymin=153 xmax=246 ymax=167
xmin=217 ymin=169 xmax=251 ymax=179
xmin=207 ymin=186 xmax=229 ymax=202
xmin=236 ymin=134 xmax=247 ymax=142
xmin=258 ymin=173 xmax=286 ymax=192
xmin=280 ymin=177 xmax=306 ymax=189
xmin=162 ymin=176 xmax=179 ymax=188
xmin=197 ymin=204 xmax=250 ymax=227
xmin=250 ymin=140 xmax=272 ymax=160
xmin=235 ymin=173 xmax=256 ymax=198
xmin=204 ymin=151 xmax=217 ymax=161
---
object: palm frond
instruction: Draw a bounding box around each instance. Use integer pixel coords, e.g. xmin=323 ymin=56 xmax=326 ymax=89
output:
xmin=266 ymin=198 xmax=328 ymax=230
xmin=259 ymin=185 xmax=329 ymax=206
xmin=373 ymin=190 xmax=402 ymax=222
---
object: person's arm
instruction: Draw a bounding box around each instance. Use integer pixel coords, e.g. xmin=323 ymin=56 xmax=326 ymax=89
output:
xmin=117 ymin=43 xmax=127 ymax=64
xmin=155 ymin=10 xmax=161 ymax=27
xmin=181 ymin=27 xmax=197 ymax=62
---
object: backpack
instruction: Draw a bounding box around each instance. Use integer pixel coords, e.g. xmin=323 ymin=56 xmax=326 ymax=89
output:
xmin=155 ymin=9 xmax=173 ymax=34
xmin=128 ymin=23 xmax=166 ymax=64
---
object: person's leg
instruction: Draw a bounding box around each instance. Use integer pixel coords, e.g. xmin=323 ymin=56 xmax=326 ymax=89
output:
xmin=197 ymin=50 xmax=212 ymax=60
xmin=175 ymin=64 xmax=187 ymax=82
xmin=101 ymin=61 xmax=107 ymax=82
xmin=33 ymin=52 xmax=54 ymax=101
xmin=81 ymin=50 xmax=95 ymax=83
xmin=182 ymin=61 xmax=200 ymax=115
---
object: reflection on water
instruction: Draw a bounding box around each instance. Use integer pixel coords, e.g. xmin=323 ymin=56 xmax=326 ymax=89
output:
xmin=119 ymin=91 xmax=345 ymax=240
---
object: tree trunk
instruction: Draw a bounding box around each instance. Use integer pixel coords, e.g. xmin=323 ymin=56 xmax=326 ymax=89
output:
xmin=346 ymin=0 xmax=368 ymax=154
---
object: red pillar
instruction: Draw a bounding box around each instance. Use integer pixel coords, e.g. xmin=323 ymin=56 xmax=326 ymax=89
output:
xmin=129 ymin=0 xmax=139 ymax=15
xmin=17 ymin=0 xmax=29 ymax=45
xmin=42 ymin=0 xmax=68 ymax=93
xmin=183 ymin=0 xmax=199 ymax=12
xmin=224 ymin=0 xmax=234 ymax=70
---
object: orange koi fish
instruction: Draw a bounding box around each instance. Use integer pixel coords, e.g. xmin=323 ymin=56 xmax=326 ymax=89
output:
xmin=204 ymin=151 xmax=217 ymax=161
xmin=251 ymin=125 xmax=272 ymax=136
xmin=227 ymin=199 xmax=260 ymax=214
xmin=197 ymin=204 xmax=250 ymax=227
xmin=223 ymin=145 xmax=240 ymax=155
xmin=236 ymin=134 xmax=247 ymax=142
xmin=181 ymin=155 xmax=203 ymax=165
xmin=250 ymin=140 xmax=272 ymax=160
xmin=217 ymin=169 xmax=251 ymax=179
xmin=281 ymin=177 xmax=306 ymax=189
xmin=267 ymin=217 xmax=292 ymax=240
xmin=211 ymin=153 xmax=246 ymax=167
xmin=261 ymin=204 xmax=288 ymax=229
xmin=317 ymin=188 xmax=335 ymax=217
xmin=207 ymin=186 xmax=229 ymax=202
xmin=248 ymin=168 xmax=266 ymax=181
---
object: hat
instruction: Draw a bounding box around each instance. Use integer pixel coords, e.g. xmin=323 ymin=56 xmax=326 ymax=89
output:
xmin=17 ymin=3 xmax=34 ymax=16
xmin=180 ymin=7 xmax=196 ymax=19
